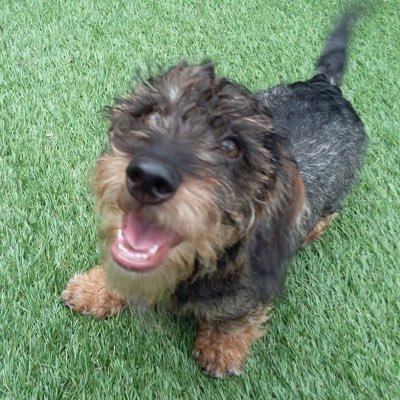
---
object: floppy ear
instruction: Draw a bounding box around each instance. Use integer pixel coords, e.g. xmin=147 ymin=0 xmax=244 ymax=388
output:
xmin=246 ymin=157 xmax=306 ymax=303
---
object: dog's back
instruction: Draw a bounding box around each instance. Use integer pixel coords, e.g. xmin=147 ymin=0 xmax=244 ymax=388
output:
xmin=259 ymin=9 xmax=366 ymax=231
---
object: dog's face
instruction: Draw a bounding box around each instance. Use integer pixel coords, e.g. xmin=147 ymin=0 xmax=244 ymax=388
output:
xmin=95 ymin=64 xmax=280 ymax=275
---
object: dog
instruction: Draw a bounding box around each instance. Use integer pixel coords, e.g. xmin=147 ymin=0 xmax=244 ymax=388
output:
xmin=62 ymin=8 xmax=366 ymax=378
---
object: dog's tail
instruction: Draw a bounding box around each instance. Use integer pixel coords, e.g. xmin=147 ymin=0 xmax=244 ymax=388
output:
xmin=316 ymin=6 xmax=363 ymax=86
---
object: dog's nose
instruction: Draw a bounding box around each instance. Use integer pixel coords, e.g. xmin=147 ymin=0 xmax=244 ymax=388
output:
xmin=126 ymin=158 xmax=181 ymax=205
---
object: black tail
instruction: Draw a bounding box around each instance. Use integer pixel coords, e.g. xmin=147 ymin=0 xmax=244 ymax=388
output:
xmin=316 ymin=6 xmax=362 ymax=86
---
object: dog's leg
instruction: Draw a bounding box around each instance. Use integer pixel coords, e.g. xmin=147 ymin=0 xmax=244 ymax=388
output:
xmin=193 ymin=307 xmax=269 ymax=378
xmin=62 ymin=265 xmax=127 ymax=318
xmin=303 ymin=212 xmax=338 ymax=245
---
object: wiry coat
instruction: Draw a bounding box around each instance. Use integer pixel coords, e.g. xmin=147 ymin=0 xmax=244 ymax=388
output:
xmin=62 ymin=9 xmax=366 ymax=378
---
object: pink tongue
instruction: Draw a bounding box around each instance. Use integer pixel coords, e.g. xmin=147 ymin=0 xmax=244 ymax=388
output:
xmin=122 ymin=212 xmax=174 ymax=250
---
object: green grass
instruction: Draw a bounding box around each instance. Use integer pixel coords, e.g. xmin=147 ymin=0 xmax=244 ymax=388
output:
xmin=1 ymin=0 xmax=399 ymax=398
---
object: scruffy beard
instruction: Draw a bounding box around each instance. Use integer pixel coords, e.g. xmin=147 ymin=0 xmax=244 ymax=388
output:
xmin=93 ymin=150 xmax=243 ymax=304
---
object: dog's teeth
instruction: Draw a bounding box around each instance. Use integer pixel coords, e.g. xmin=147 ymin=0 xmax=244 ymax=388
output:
xmin=118 ymin=242 xmax=128 ymax=253
xmin=134 ymin=252 xmax=147 ymax=260
xmin=139 ymin=252 xmax=149 ymax=260
xmin=117 ymin=239 xmax=158 ymax=261
xmin=117 ymin=242 xmax=153 ymax=261
xmin=118 ymin=243 xmax=133 ymax=258
xmin=149 ymin=245 xmax=159 ymax=255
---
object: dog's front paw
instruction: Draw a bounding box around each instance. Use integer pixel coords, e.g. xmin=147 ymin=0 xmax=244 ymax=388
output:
xmin=62 ymin=265 xmax=127 ymax=319
xmin=193 ymin=343 xmax=244 ymax=378
xmin=193 ymin=328 xmax=248 ymax=378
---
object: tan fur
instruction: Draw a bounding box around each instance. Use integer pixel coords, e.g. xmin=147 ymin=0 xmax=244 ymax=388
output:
xmin=79 ymin=151 xmax=239 ymax=306
xmin=304 ymin=212 xmax=338 ymax=244
xmin=68 ymin=148 xmax=306 ymax=311
xmin=282 ymin=157 xmax=309 ymax=237
xmin=102 ymin=245 xmax=196 ymax=304
xmin=61 ymin=57 xmax=363 ymax=378
xmin=289 ymin=164 xmax=307 ymax=226
xmin=254 ymin=155 xmax=308 ymax=246
xmin=193 ymin=306 xmax=271 ymax=378
xmin=63 ymin=63 xmax=317 ymax=376
xmin=62 ymin=266 xmax=127 ymax=318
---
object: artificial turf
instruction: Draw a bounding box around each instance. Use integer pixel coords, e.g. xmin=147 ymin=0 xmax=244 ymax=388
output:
xmin=1 ymin=0 xmax=399 ymax=398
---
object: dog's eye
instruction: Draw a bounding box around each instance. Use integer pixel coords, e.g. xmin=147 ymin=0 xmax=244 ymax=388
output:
xmin=219 ymin=138 xmax=240 ymax=159
xmin=145 ymin=112 xmax=162 ymax=127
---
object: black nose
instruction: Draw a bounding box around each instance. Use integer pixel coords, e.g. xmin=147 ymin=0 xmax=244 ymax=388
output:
xmin=126 ymin=157 xmax=181 ymax=205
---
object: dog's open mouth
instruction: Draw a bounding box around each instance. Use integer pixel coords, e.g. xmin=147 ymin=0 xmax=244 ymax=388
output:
xmin=111 ymin=212 xmax=180 ymax=272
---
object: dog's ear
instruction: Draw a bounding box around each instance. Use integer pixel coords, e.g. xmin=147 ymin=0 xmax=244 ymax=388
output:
xmin=197 ymin=60 xmax=216 ymax=79
xmin=246 ymin=157 xmax=306 ymax=303
xmin=246 ymin=214 xmax=294 ymax=303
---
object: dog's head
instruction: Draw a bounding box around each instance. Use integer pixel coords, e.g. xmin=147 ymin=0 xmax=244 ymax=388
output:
xmin=95 ymin=63 xmax=302 ymax=278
